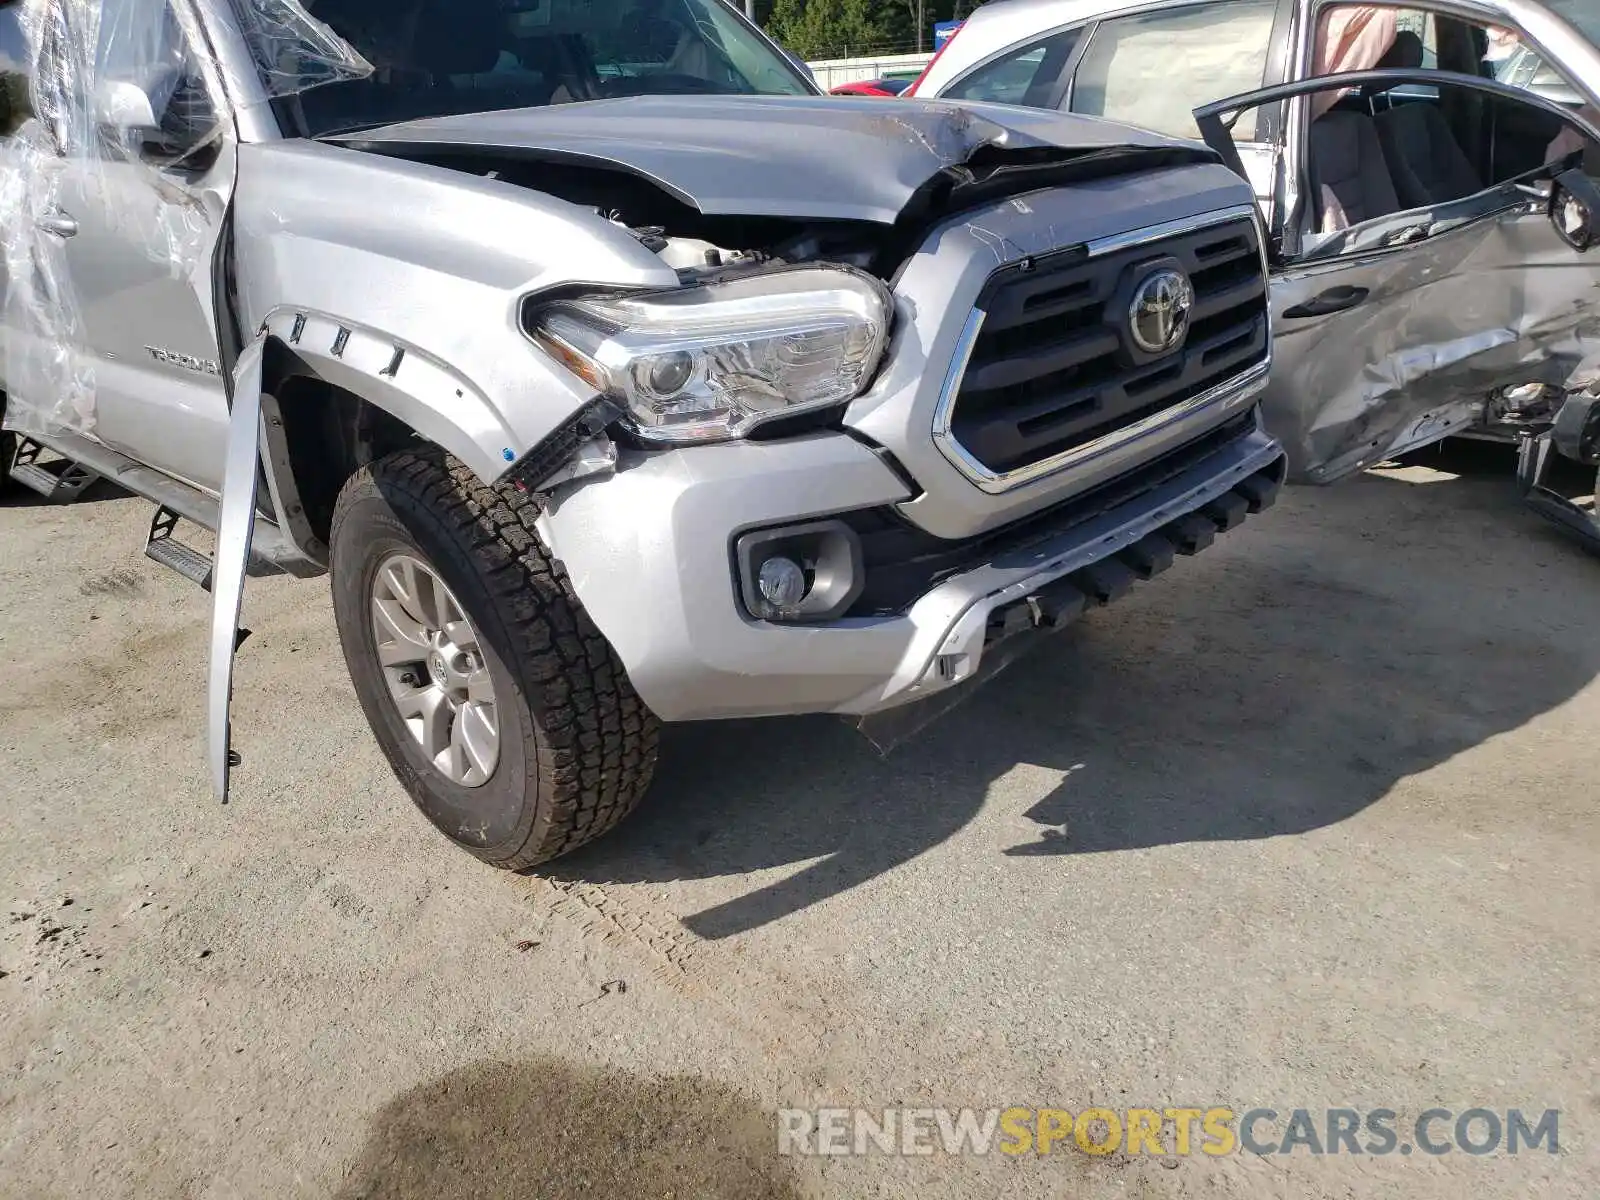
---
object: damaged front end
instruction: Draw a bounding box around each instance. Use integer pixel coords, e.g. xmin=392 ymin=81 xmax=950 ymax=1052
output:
xmin=320 ymin=97 xmax=1226 ymax=499
xmin=3 ymin=0 xmax=1292 ymax=832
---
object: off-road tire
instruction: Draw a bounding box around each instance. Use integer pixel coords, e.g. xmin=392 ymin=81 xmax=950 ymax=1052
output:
xmin=329 ymin=447 xmax=660 ymax=869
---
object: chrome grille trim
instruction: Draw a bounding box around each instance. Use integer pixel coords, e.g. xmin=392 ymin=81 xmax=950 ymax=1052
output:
xmin=931 ymin=204 xmax=1273 ymax=496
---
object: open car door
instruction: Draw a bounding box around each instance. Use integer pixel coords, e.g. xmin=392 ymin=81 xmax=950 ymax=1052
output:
xmin=1193 ymin=67 xmax=1600 ymax=493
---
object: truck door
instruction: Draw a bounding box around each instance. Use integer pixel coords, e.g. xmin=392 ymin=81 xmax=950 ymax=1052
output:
xmin=47 ymin=0 xmax=236 ymax=493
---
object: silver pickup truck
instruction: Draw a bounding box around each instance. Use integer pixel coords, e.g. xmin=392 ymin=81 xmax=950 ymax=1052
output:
xmin=0 ymin=0 xmax=1294 ymax=867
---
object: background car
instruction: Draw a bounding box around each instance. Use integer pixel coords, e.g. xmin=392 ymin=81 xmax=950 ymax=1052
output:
xmin=830 ymin=77 xmax=913 ymax=97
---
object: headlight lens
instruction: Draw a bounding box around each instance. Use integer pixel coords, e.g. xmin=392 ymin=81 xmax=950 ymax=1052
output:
xmin=531 ymin=267 xmax=891 ymax=444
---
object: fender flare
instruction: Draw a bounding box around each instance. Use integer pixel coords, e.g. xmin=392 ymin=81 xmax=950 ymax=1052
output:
xmin=255 ymin=306 xmax=520 ymax=486
xmin=207 ymin=312 xmax=522 ymax=803
xmin=208 ymin=336 xmax=265 ymax=804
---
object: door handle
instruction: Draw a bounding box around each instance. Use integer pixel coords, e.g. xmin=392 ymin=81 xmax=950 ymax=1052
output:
xmin=36 ymin=211 xmax=78 ymax=238
xmin=1281 ymin=285 xmax=1368 ymax=319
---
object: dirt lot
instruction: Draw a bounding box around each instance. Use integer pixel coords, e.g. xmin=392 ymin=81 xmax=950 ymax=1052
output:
xmin=2 ymin=444 xmax=1598 ymax=1199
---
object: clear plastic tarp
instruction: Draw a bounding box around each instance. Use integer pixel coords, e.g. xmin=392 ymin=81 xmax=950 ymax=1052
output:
xmin=0 ymin=0 xmax=369 ymax=438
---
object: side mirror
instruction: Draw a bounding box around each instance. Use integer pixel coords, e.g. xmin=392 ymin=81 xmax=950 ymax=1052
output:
xmin=92 ymin=76 xmax=218 ymax=170
xmin=92 ymin=79 xmax=158 ymax=134
xmin=1550 ymin=168 xmax=1600 ymax=252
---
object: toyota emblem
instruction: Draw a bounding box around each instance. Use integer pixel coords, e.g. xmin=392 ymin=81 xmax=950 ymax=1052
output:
xmin=1128 ymin=269 xmax=1194 ymax=356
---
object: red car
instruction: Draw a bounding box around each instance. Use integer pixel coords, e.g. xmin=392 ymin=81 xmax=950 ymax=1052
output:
xmin=829 ymin=78 xmax=913 ymax=98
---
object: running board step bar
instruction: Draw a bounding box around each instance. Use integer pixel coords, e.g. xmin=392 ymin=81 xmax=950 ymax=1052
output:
xmin=15 ymin=427 xmax=320 ymax=579
xmin=145 ymin=506 xmax=215 ymax=591
xmin=7 ymin=437 xmax=100 ymax=502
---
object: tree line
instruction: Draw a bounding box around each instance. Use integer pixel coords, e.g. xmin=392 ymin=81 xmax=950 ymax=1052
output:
xmin=752 ymin=0 xmax=992 ymax=60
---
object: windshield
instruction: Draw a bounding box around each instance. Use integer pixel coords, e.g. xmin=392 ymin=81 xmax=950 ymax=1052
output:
xmin=282 ymin=0 xmax=816 ymax=136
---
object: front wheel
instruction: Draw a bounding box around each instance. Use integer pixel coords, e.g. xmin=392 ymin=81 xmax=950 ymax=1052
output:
xmin=329 ymin=449 xmax=660 ymax=869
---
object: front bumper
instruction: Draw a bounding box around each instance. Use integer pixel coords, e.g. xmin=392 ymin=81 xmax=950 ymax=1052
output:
xmin=540 ymin=412 xmax=1285 ymax=723
xmin=537 ymin=166 xmax=1282 ymax=723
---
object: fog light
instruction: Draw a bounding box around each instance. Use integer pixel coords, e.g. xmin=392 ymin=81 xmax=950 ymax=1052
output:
xmin=758 ymin=556 xmax=808 ymax=609
xmin=734 ymin=519 xmax=865 ymax=623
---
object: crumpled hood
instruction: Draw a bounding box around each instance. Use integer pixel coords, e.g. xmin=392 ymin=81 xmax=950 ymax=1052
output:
xmin=334 ymin=94 xmax=1213 ymax=224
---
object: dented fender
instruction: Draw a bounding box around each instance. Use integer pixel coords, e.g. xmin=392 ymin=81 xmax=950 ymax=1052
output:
xmin=209 ymin=142 xmax=692 ymax=798
xmin=231 ymin=139 xmax=680 ymax=482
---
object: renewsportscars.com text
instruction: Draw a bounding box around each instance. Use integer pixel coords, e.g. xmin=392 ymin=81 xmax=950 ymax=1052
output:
xmin=778 ymin=1106 xmax=1560 ymax=1158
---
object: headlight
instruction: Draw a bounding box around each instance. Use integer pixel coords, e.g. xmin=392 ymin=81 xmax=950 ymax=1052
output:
xmin=530 ymin=267 xmax=891 ymax=444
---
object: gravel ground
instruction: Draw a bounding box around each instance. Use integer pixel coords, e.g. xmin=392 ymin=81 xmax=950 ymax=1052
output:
xmin=2 ymin=444 xmax=1597 ymax=1199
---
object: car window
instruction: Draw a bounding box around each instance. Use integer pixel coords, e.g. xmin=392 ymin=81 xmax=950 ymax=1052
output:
xmin=1069 ymin=0 xmax=1278 ymax=141
xmin=1485 ymin=36 xmax=1586 ymax=107
xmin=0 ymin=0 xmax=224 ymax=162
xmin=0 ymin=0 xmax=32 ymax=138
xmin=942 ymin=28 xmax=1080 ymax=107
xmin=582 ymin=0 xmax=807 ymax=95
xmin=1315 ymin=8 xmax=1439 ymax=105
xmin=1318 ymin=6 xmax=1586 ymax=107
xmin=1288 ymin=4 xmax=1598 ymax=240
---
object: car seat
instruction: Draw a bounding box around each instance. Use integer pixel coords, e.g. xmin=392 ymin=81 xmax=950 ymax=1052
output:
xmin=1370 ymin=32 xmax=1485 ymax=207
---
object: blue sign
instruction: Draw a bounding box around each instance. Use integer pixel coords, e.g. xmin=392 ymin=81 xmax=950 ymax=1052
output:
xmin=934 ymin=20 xmax=964 ymax=50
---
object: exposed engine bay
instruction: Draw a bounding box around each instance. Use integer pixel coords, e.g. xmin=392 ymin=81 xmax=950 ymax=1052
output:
xmin=335 ymin=122 xmax=1226 ymax=285
xmin=354 ymin=149 xmax=895 ymax=282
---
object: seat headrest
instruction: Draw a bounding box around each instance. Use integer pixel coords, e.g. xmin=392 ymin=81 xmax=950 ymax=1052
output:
xmin=1378 ymin=30 xmax=1425 ymax=71
xmin=1360 ymin=31 xmax=1424 ymax=100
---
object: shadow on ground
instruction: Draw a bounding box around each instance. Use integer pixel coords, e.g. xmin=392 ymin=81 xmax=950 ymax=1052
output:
xmin=335 ymin=1058 xmax=802 ymax=1200
xmin=548 ymin=447 xmax=1600 ymax=939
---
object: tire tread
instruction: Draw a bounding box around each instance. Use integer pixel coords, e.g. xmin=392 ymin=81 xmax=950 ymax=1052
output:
xmin=332 ymin=448 xmax=659 ymax=869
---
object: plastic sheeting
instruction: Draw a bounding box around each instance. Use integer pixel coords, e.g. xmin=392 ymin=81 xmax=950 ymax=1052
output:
xmin=0 ymin=0 xmax=369 ymax=438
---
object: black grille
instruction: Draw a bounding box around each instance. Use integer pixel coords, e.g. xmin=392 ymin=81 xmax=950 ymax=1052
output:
xmin=950 ymin=217 xmax=1268 ymax=475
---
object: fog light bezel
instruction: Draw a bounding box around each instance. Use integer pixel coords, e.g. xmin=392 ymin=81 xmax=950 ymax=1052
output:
xmin=734 ymin=520 xmax=865 ymax=623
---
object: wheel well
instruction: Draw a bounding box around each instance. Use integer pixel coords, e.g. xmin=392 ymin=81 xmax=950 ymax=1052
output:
xmin=271 ymin=370 xmax=422 ymax=557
